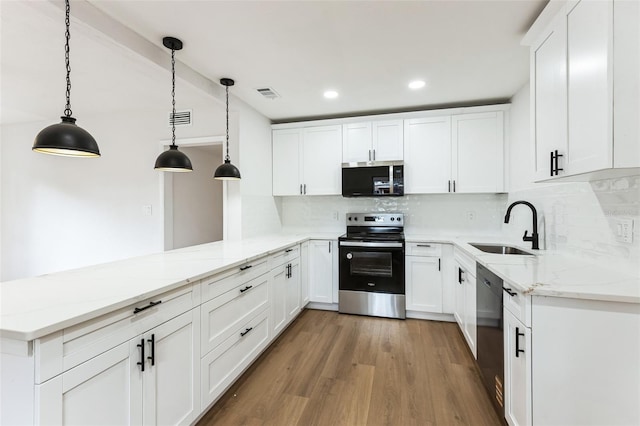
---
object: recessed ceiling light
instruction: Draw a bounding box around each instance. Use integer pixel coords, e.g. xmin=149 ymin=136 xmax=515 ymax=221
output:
xmin=408 ymin=80 xmax=426 ymax=90
xmin=324 ymin=90 xmax=339 ymax=99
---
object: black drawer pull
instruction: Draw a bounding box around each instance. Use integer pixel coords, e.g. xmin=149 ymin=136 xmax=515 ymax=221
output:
xmin=134 ymin=300 xmax=162 ymax=314
xmin=239 ymin=285 xmax=253 ymax=293
xmin=240 ymin=265 xmax=253 ymax=271
xmin=137 ymin=338 xmax=145 ymax=371
xmin=458 ymin=267 xmax=464 ymax=284
xmin=416 ymin=244 xmax=431 ymax=248
xmin=147 ymin=334 xmax=155 ymax=366
xmin=285 ymin=248 xmax=294 ymax=253
xmin=240 ymin=327 xmax=253 ymax=337
xmin=515 ymin=327 xmax=525 ymax=358
xmin=503 ymin=287 xmax=517 ymax=297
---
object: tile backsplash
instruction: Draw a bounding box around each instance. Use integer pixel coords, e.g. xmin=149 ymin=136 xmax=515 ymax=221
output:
xmin=504 ymin=176 xmax=640 ymax=276
xmin=281 ymin=193 xmax=508 ymax=236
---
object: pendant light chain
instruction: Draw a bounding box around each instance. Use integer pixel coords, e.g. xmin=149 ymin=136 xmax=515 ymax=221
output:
xmin=225 ymin=84 xmax=230 ymax=161
xmin=64 ymin=0 xmax=72 ymax=118
xmin=170 ymin=48 xmax=177 ymax=147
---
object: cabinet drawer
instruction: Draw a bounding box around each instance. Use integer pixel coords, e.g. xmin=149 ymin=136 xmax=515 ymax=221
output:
xmin=502 ymin=283 xmax=531 ymax=327
xmin=407 ymin=242 xmax=442 ymax=257
xmin=201 ymin=274 xmax=269 ymax=355
xmin=200 ymin=257 xmax=268 ymax=303
xmin=270 ymin=245 xmax=300 ymax=268
xmin=200 ymin=309 xmax=270 ymax=409
xmin=35 ymin=285 xmax=196 ymax=383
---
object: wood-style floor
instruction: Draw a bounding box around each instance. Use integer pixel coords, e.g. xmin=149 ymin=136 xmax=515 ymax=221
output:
xmin=198 ymin=309 xmax=502 ymax=426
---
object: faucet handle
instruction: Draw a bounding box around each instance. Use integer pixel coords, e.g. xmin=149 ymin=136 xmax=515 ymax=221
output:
xmin=523 ymin=230 xmax=532 ymax=242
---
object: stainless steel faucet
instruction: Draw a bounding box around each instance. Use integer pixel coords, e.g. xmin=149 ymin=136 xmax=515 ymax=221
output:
xmin=504 ymin=200 xmax=539 ymax=250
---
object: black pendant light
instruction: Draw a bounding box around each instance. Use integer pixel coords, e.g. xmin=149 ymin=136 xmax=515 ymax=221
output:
xmin=33 ymin=0 xmax=100 ymax=157
xmin=154 ymin=37 xmax=193 ymax=172
xmin=214 ymin=78 xmax=241 ymax=180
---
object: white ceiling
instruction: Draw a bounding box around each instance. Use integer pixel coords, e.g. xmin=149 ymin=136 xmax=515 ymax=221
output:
xmin=1 ymin=0 xmax=547 ymax=125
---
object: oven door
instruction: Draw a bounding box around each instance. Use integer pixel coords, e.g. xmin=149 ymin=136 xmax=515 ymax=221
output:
xmin=339 ymin=241 xmax=405 ymax=294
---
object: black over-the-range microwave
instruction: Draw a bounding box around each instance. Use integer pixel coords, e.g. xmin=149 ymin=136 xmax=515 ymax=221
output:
xmin=341 ymin=161 xmax=404 ymax=197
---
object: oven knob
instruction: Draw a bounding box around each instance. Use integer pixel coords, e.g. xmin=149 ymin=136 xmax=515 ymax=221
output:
xmin=348 ymin=217 xmax=352 ymax=221
xmin=346 ymin=253 xmax=353 ymax=260
xmin=397 ymin=217 xmax=401 ymax=221
xmin=391 ymin=217 xmax=395 ymax=221
xmin=354 ymin=217 xmax=358 ymax=221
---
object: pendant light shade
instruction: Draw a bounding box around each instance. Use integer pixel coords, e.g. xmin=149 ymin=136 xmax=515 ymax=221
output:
xmin=155 ymin=36 xmax=192 ymax=172
xmin=33 ymin=0 xmax=100 ymax=158
xmin=214 ymin=78 xmax=241 ymax=180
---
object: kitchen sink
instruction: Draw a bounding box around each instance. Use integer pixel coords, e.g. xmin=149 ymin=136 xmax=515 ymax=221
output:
xmin=469 ymin=243 xmax=534 ymax=255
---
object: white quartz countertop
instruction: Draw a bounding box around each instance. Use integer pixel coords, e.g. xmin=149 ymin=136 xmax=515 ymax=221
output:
xmin=405 ymin=234 xmax=640 ymax=304
xmin=2 ymin=232 xmax=638 ymax=341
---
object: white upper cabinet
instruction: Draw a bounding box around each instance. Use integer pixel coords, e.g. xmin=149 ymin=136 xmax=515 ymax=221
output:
xmin=404 ymin=110 xmax=505 ymax=194
xmin=527 ymin=0 xmax=640 ymax=181
xmin=404 ymin=116 xmax=452 ymax=194
xmin=342 ymin=120 xmax=403 ymax=162
xmin=272 ymin=125 xmax=342 ymax=196
xmin=452 ymin=111 xmax=505 ymax=193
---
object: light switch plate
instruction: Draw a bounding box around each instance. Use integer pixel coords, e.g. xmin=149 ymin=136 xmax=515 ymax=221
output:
xmin=614 ymin=218 xmax=633 ymax=243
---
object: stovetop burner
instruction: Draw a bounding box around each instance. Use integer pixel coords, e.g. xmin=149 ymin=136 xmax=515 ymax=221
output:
xmin=340 ymin=212 xmax=405 ymax=242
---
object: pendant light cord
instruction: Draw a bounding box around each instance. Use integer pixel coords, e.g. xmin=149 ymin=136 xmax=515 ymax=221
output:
xmin=64 ymin=0 xmax=72 ymax=118
xmin=171 ymin=48 xmax=177 ymax=148
xmin=225 ymin=84 xmax=230 ymax=161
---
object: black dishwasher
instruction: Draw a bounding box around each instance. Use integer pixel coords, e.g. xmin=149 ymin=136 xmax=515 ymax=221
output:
xmin=476 ymin=263 xmax=505 ymax=419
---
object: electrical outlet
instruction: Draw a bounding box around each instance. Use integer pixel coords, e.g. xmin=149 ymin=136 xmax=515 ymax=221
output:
xmin=614 ymin=218 xmax=634 ymax=243
xmin=332 ymin=211 xmax=339 ymax=221
xmin=142 ymin=205 xmax=153 ymax=216
xmin=466 ymin=211 xmax=476 ymax=221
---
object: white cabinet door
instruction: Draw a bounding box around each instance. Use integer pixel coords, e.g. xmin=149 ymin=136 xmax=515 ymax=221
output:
xmin=504 ymin=309 xmax=532 ymax=426
xmin=463 ymin=269 xmax=477 ymax=358
xmin=566 ymin=0 xmax=612 ymax=175
xmin=405 ymin=255 xmax=442 ymax=313
xmin=36 ymin=339 xmax=143 ymax=425
xmin=372 ymin=120 xmax=403 ymax=161
xmin=300 ymin=241 xmax=310 ymax=307
xmin=143 ymin=309 xmax=200 ymax=426
xmin=342 ymin=122 xmax=372 ymax=163
xmin=302 ymin=125 xmax=342 ymax=195
xmin=452 ymin=111 xmax=504 ymax=193
xmin=286 ymin=258 xmax=301 ymax=320
xmin=308 ymin=240 xmax=333 ymax=304
xmin=403 ymin=116 xmax=452 ymax=194
xmin=270 ymin=264 xmax=287 ymax=336
xmin=272 ymin=129 xmax=302 ymax=196
xmin=532 ymin=15 xmax=567 ymax=181
xmin=453 ymin=261 xmax=465 ymax=329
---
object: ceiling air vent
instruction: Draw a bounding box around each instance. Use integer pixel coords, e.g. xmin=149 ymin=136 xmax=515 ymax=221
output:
xmin=168 ymin=109 xmax=192 ymax=127
xmin=256 ymin=87 xmax=280 ymax=100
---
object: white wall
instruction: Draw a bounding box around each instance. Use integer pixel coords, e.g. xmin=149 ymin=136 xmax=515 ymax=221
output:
xmin=0 ymin=103 xmax=226 ymax=281
xmin=172 ymin=145 xmax=223 ymax=249
xmin=505 ymin=83 xmax=640 ymax=275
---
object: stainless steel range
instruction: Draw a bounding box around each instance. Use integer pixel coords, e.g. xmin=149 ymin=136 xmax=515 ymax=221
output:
xmin=338 ymin=213 xmax=405 ymax=319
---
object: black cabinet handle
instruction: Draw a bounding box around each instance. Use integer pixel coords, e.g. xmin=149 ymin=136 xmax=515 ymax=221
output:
xmin=458 ymin=267 xmax=464 ymax=284
xmin=453 ymin=180 xmax=456 ymax=193
xmin=554 ymin=150 xmax=563 ymax=175
xmin=448 ymin=180 xmax=451 ymax=192
xmin=515 ymin=327 xmax=525 ymax=358
xmin=438 ymin=258 xmax=441 ymax=271
xmin=147 ymin=334 xmax=155 ymax=366
xmin=240 ymin=265 xmax=253 ymax=271
xmin=329 ymin=241 xmax=331 ymax=253
xmin=549 ymin=151 xmax=554 ymax=177
xmin=285 ymin=248 xmax=294 ymax=253
xmin=503 ymin=287 xmax=517 ymax=297
xmin=134 ymin=300 xmax=162 ymax=314
xmin=239 ymin=285 xmax=253 ymax=293
xmin=550 ymin=150 xmax=564 ymax=176
xmin=240 ymin=327 xmax=253 ymax=337
xmin=416 ymin=244 xmax=431 ymax=248
xmin=137 ymin=338 xmax=145 ymax=371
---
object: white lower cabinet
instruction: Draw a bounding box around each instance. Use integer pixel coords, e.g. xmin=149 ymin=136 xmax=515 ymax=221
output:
xmin=271 ymin=256 xmax=301 ymax=337
xmin=504 ymin=309 xmax=532 ymax=426
xmin=308 ymin=240 xmax=335 ymax=304
xmin=406 ymin=243 xmax=444 ymax=313
xmin=300 ymin=241 xmax=310 ymax=307
xmin=200 ymin=309 xmax=270 ymax=409
xmin=36 ymin=309 xmax=200 ymax=426
xmin=453 ymin=248 xmax=477 ymax=358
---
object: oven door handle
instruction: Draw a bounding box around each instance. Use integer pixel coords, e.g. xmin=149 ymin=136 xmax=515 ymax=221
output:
xmin=339 ymin=241 xmax=403 ymax=248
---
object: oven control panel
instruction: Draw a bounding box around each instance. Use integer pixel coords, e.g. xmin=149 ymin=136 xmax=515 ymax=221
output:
xmin=346 ymin=213 xmax=403 ymax=226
